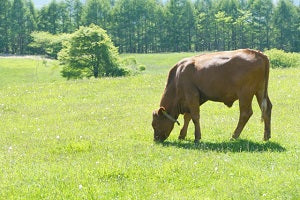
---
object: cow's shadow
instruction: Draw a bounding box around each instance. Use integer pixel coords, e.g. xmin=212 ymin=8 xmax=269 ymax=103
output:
xmin=161 ymin=139 xmax=286 ymax=153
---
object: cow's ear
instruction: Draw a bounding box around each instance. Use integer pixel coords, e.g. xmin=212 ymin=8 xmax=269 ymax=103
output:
xmin=158 ymin=107 xmax=166 ymax=116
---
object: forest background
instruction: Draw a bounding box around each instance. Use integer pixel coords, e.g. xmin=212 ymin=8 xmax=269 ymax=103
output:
xmin=0 ymin=0 xmax=299 ymax=55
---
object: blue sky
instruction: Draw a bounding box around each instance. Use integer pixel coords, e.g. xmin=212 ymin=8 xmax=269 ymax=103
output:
xmin=33 ymin=0 xmax=84 ymax=8
xmin=33 ymin=0 xmax=51 ymax=8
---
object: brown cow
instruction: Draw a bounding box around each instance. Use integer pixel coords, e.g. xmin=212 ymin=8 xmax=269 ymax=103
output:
xmin=152 ymin=49 xmax=272 ymax=143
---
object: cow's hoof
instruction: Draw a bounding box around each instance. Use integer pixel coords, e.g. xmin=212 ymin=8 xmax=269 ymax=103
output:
xmin=194 ymin=139 xmax=200 ymax=144
xmin=178 ymin=136 xmax=186 ymax=140
xmin=263 ymin=133 xmax=271 ymax=141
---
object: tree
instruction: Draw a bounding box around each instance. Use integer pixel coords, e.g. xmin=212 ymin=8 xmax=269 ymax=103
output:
xmin=36 ymin=0 xmax=74 ymax=34
xmin=182 ymin=0 xmax=195 ymax=51
xmin=73 ymin=0 xmax=83 ymax=29
xmin=235 ymin=9 xmax=251 ymax=49
xmin=65 ymin=0 xmax=83 ymax=31
xmin=36 ymin=6 xmax=50 ymax=32
xmin=194 ymin=0 xmax=215 ymax=51
xmin=111 ymin=0 xmax=159 ymax=53
xmin=57 ymin=2 xmax=69 ymax=33
xmin=36 ymin=1 xmax=60 ymax=34
xmin=153 ymin=4 xmax=168 ymax=52
xmin=48 ymin=0 xmax=59 ymax=34
xmin=25 ymin=0 xmax=37 ymax=33
xmin=166 ymin=0 xmax=195 ymax=52
xmin=1 ymin=0 xmax=300 ymax=54
xmin=10 ymin=0 xmax=27 ymax=54
xmin=83 ymin=0 xmax=111 ymax=29
xmin=0 ymin=0 xmax=11 ymax=53
xmin=58 ymin=24 xmax=126 ymax=79
xmin=111 ymin=0 xmax=138 ymax=53
xmin=273 ymin=0 xmax=298 ymax=51
xmin=215 ymin=11 xmax=233 ymax=50
xmin=24 ymin=0 xmax=37 ymax=53
xmin=216 ymin=0 xmax=239 ymax=50
xmin=248 ymin=0 xmax=273 ymax=50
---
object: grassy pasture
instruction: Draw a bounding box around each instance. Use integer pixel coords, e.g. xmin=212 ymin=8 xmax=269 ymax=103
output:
xmin=0 ymin=54 xmax=299 ymax=199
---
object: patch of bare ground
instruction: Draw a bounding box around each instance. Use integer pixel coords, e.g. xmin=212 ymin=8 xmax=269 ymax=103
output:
xmin=0 ymin=54 xmax=53 ymax=60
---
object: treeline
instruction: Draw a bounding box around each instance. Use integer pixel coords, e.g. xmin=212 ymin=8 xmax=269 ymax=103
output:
xmin=0 ymin=0 xmax=299 ymax=55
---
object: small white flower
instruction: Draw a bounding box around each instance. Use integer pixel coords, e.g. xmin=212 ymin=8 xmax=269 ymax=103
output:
xmin=56 ymin=135 xmax=60 ymax=139
xmin=96 ymin=161 xmax=100 ymax=165
xmin=79 ymin=184 xmax=83 ymax=190
xmin=80 ymin=136 xmax=83 ymax=139
xmin=8 ymin=146 xmax=13 ymax=151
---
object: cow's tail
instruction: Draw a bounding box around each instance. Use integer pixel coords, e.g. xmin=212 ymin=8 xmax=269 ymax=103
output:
xmin=261 ymin=54 xmax=270 ymax=122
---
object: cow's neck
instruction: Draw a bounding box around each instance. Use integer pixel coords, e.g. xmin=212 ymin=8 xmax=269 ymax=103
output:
xmin=160 ymin=83 xmax=179 ymax=119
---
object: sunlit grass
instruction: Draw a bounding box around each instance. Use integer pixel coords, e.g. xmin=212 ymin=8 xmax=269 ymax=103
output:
xmin=0 ymin=58 xmax=63 ymax=87
xmin=0 ymin=55 xmax=299 ymax=199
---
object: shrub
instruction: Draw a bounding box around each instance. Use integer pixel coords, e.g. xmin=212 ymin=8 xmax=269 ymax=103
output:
xmin=138 ymin=65 xmax=146 ymax=71
xmin=58 ymin=24 xmax=127 ymax=79
xmin=264 ymin=49 xmax=300 ymax=68
xmin=121 ymin=57 xmax=146 ymax=74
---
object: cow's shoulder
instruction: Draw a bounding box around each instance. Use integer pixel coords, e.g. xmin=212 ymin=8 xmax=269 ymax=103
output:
xmin=177 ymin=57 xmax=196 ymax=72
xmin=166 ymin=64 xmax=178 ymax=87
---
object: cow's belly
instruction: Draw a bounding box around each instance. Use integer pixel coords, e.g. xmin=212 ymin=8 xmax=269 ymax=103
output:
xmin=203 ymin=90 xmax=238 ymax=108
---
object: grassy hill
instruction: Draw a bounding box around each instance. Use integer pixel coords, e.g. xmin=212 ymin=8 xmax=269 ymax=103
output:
xmin=0 ymin=54 xmax=299 ymax=199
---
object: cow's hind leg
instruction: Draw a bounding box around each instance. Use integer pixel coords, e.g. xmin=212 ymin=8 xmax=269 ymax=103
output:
xmin=231 ymin=94 xmax=254 ymax=140
xmin=178 ymin=113 xmax=191 ymax=140
xmin=264 ymin=96 xmax=272 ymax=140
xmin=256 ymin=92 xmax=272 ymax=141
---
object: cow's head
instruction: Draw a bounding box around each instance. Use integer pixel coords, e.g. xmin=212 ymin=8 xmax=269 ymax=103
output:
xmin=152 ymin=107 xmax=179 ymax=142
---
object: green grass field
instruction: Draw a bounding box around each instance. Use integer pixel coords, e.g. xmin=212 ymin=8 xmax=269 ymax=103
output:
xmin=0 ymin=54 xmax=299 ymax=199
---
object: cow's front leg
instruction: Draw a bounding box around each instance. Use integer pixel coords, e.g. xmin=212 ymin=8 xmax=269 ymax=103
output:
xmin=184 ymin=86 xmax=201 ymax=142
xmin=178 ymin=113 xmax=191 ymax=140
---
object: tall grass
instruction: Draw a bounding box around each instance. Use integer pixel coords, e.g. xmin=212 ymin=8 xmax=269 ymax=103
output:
xmin=0 ymin=54 xmax=299 ymax=199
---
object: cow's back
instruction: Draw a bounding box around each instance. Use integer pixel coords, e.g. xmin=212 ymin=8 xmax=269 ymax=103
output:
xmin=175 ymin=49 xmax=268 ymax=105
